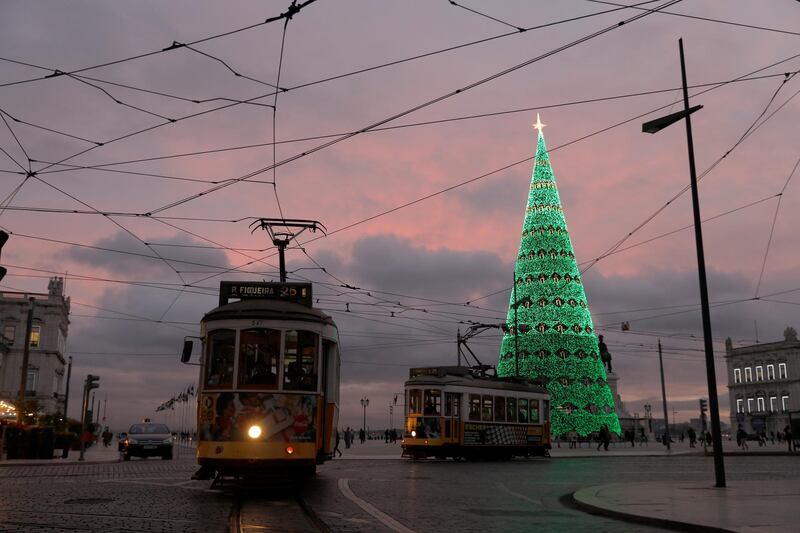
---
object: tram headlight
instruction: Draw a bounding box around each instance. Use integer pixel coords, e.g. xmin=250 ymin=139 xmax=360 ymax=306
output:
xmin=286 ymin=446 xmax=294 ymax=455
xmin=411 ymin=430 xmax=416 ymax=437
xmin=247 ymin=425 xmax=263 ymax=439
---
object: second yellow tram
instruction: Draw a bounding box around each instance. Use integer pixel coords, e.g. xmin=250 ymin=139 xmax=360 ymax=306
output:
xmin=402 ymin=366 xmax=551 ymax=460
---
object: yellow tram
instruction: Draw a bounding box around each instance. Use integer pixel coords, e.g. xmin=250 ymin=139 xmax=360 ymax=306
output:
xmin=181 ymin=281 xmax=340 ymax=476
xmin=402 ymin=366 xmax=550 ymax=460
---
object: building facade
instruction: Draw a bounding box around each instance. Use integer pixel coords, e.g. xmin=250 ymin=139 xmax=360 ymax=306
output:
xmin=0 ymin=277 xmax=70 ymax=417
xmin=725 ymin=327 xmax=799 ymax=437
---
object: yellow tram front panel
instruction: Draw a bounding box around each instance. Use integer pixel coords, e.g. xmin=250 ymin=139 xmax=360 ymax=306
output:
xmin=197 ymin=392 xmax=322 ymax=462
xmin=403 ymin=415 xmax=445 ymax=447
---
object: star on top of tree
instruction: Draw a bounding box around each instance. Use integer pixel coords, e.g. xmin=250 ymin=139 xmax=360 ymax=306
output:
xmin=532 ymin=113 xmax=546 ymax=134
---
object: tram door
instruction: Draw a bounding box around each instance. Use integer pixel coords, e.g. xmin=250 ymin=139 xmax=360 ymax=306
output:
xmin=444 ymin=393 xmax=461 ymax=443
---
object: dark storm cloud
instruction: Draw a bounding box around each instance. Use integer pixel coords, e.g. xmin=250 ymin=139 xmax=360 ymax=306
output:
xmin=62 ymin=230 xmax=235 ymax=278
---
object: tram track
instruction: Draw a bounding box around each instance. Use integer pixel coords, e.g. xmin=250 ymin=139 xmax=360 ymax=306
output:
xmin=228 ymin=488 xmax=330 ymax=533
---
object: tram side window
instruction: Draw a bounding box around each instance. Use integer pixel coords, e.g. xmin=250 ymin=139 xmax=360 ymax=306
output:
xmin=283 ymin=330 xmax=319 ymax=391
xmin=469 ymin=394 xmax=481 ymax=421
xmin=239 ymin=328 xmax=280 ymax=389
xmin=206 ymin=329 xmax=235 ymax=388
xmin=506 ymin=397 xmax=517 ymax=423
xmin=482 ymin=395 xmax=493 ymax=421
xmin=494 ymin=396 xmax=506 ymax=422
xmin=445 ymin=392 xmax=460 ymax=417
xmin=518 ymin=398 xmax=529 ymax=423
xmin=408 ymin=389 xmax=422 ymax=414
xmin=424 ymin=389 xmax=441 ymax=415
xmin=529 ymin=399 xmax=540 ymax=423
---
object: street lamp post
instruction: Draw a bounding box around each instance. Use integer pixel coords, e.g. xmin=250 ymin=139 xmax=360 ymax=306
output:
xmin=642 ymin=38 xmax=726 ymax=487
xmin=360 ymin=397 xmax=369 ymax=436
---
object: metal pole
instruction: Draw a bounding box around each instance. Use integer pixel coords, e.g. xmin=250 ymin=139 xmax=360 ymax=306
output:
xmin=16 ymin=297 xmax=35 ymax=425
xmin=679 ymin=38 xmax=725 ymax=487
xmin=277 ymin=241 xmax=287 ymax=282
xmin=78 ymin=379 xmax=88 ymax=461
xmin=90 ymin=392 xmax=95 ymax=425
xmin=513 ymin=271 xmax=519 ymax=377
xmin=658 ymin=339 xmax=670 ymax=450
xmin=63 ymin=356 xmax=72 ymax=420
xmin=457 ymin=328 xmax=461 ymax=366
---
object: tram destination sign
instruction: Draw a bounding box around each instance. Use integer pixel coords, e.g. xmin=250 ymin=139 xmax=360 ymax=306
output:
xmin=219 ymin=281 xmax=313 ymax=307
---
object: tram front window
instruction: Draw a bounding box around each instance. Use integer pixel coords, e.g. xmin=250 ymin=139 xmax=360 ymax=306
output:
xmin=518 ymin=398 xmax=529 ymax=423
xmin=407 ymin=389 xmax=422 ymax=414
xmin=283 ymin=330 xmax=319 ymax=391
xmin=530 ymin=399 xmax=540 ymax=423
xmin=206 ymin=329 xmax=235 ymax=388
xmin=239 ymin=328 xmax=280 ymax=389
xmin=423 ymin=389 xmax=441 ymax=415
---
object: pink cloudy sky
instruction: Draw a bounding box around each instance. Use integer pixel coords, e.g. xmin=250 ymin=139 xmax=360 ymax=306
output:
xmin=1 ymin=1 xmax=799 ymax=431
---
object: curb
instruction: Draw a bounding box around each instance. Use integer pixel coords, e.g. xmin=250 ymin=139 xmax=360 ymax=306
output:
xmin=570 ymin=487 xmax=734 ymax=533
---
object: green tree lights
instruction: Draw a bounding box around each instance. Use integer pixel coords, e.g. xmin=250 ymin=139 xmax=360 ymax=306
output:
xmin=497 ymin=119 xmax=620 ymax=437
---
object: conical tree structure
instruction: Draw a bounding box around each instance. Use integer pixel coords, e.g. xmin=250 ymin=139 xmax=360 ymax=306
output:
xmin=497 ymin=120 xmax=620 ymax=437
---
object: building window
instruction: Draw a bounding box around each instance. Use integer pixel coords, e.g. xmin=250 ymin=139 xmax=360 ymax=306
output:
xmin=755 ymin=366 xmax=763 ymax=381
xmin=25 ymin=369 xmax=38 ymax=393
xmin=29 ymin=325 xmax=41 ymax=347
xmin=770 ymin=396 xmax=777 ymax=412
xmin=745 ymin=367 xmax=752 ymax=382
xmin=747 ymin=398 xmax=753 ymax=413
xmin=736 ymin=399 xmax=743 ymax=413
xmin=778 ymin=363 xmax=787 ymax=380
xmin=767 ymin=364 xmax=775 ymax=380
xmin=757 ymin=397 xmax=765 ymax=412
xmin=734 ymin=368 xmax=741 ymax=384
xmin=782 ymin=395 xmax=789 ymax=412
xmin=3 ymin=324 xmax=15 ymax=344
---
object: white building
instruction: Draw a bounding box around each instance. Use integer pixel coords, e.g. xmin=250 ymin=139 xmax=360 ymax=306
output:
xmin=0 ymin=278 xmax=70 ymax=416
xmin=725 ymin=327 xmax=799 ymax=436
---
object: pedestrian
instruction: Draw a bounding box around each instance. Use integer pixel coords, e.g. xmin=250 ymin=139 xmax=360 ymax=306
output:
xmin=359 ymin=428 xmax=365 ymax=444
xmin=334 ymin=428 xmax=342 ymax=457
xmin=679 ymin=432 xmax=684 ymax=443
xmin=770 ymin=431 xmax=776 ymax=444
xmin=344 ymin=427 xmax=351 ymax=449
xmin=736 ymin=425 xmax=748 ymax=450
xmin=784 ymin=425 xmax=794 ymax=452
xmin=687 ymin=427 xmax=696 ymax=448
xmin=385 ymin=429 xmax=390 ymax=443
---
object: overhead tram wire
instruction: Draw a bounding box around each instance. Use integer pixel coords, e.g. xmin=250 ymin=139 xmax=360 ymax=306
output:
xmin=0 ymin=0 xmax=318 ymax=89
xmin=47 ymin=70 xmax=794 ymax=174
xmin=584 ymin=0 xmax=800 ymax=37
xmin=447 ymin=0 xmax=526 ymax=32
xmin=143 ymin=0 xmax=684 ymax=217
xmin=754 ymin=154 xmax=800 ymax=298
xmin=0 ymin=0 xmax=662 ymax=179
xmin=579 ymin=71 xmax=800 ymax=278
xmin=0 ymin=107 xmax=102 ymax=145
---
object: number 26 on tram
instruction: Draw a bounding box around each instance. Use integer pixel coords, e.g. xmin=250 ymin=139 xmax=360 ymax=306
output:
xmin=181 ymin=282 xmax=340 ymax=476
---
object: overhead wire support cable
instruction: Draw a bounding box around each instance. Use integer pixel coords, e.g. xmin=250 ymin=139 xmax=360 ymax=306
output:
xmin=448 ymin=0 xmax=526 ymax=32
xmin=0 ymin=0 xmax=318 ymax=89
xmin=143 ymin=0 xmax=683 ymax=216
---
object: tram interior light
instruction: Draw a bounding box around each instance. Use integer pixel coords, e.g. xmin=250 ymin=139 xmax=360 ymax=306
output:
xmin=247 ymin=425 xmax=262 ymax=439
xmin=411 ymin=430 xmax=416 ymax=437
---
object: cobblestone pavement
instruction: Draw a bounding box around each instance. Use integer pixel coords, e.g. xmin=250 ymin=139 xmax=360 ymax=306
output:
xmin=2 ymin=452 xmax=797 ymax=532
xmin=0 ymin=456 xmax=230 ymax=532
xmin=303 ymin=454 xmax=800 ymax=532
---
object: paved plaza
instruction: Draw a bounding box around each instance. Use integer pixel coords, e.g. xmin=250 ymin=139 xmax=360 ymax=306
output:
xmin=0 ymin=438 xmax=797 ymax=532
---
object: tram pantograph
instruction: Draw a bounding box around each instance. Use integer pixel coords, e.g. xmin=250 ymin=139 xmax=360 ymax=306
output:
xmin=402 ymin=366 xmax=551 ymax=460
xmin=181 ymin=281 xmax=340 ymax=477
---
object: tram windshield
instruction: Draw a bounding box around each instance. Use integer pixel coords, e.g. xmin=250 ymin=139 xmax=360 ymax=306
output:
xmin=239 ymin=328 xmax=280 ymax=389
xmin=206 ymin=329 xmax=235 ymax=388
xmin=283 ymin=330 xmax=318 ymax=391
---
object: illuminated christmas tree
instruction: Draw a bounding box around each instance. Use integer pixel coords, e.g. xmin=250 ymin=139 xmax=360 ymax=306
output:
xmin=497 ymin=115 xmax=620 ymax=437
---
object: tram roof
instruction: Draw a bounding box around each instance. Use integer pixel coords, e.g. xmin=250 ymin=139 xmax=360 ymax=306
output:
xmin=404 ymin=366 xmax=547 ymax=394
xmin=202 ymin=298 xmax=335 ymax=326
